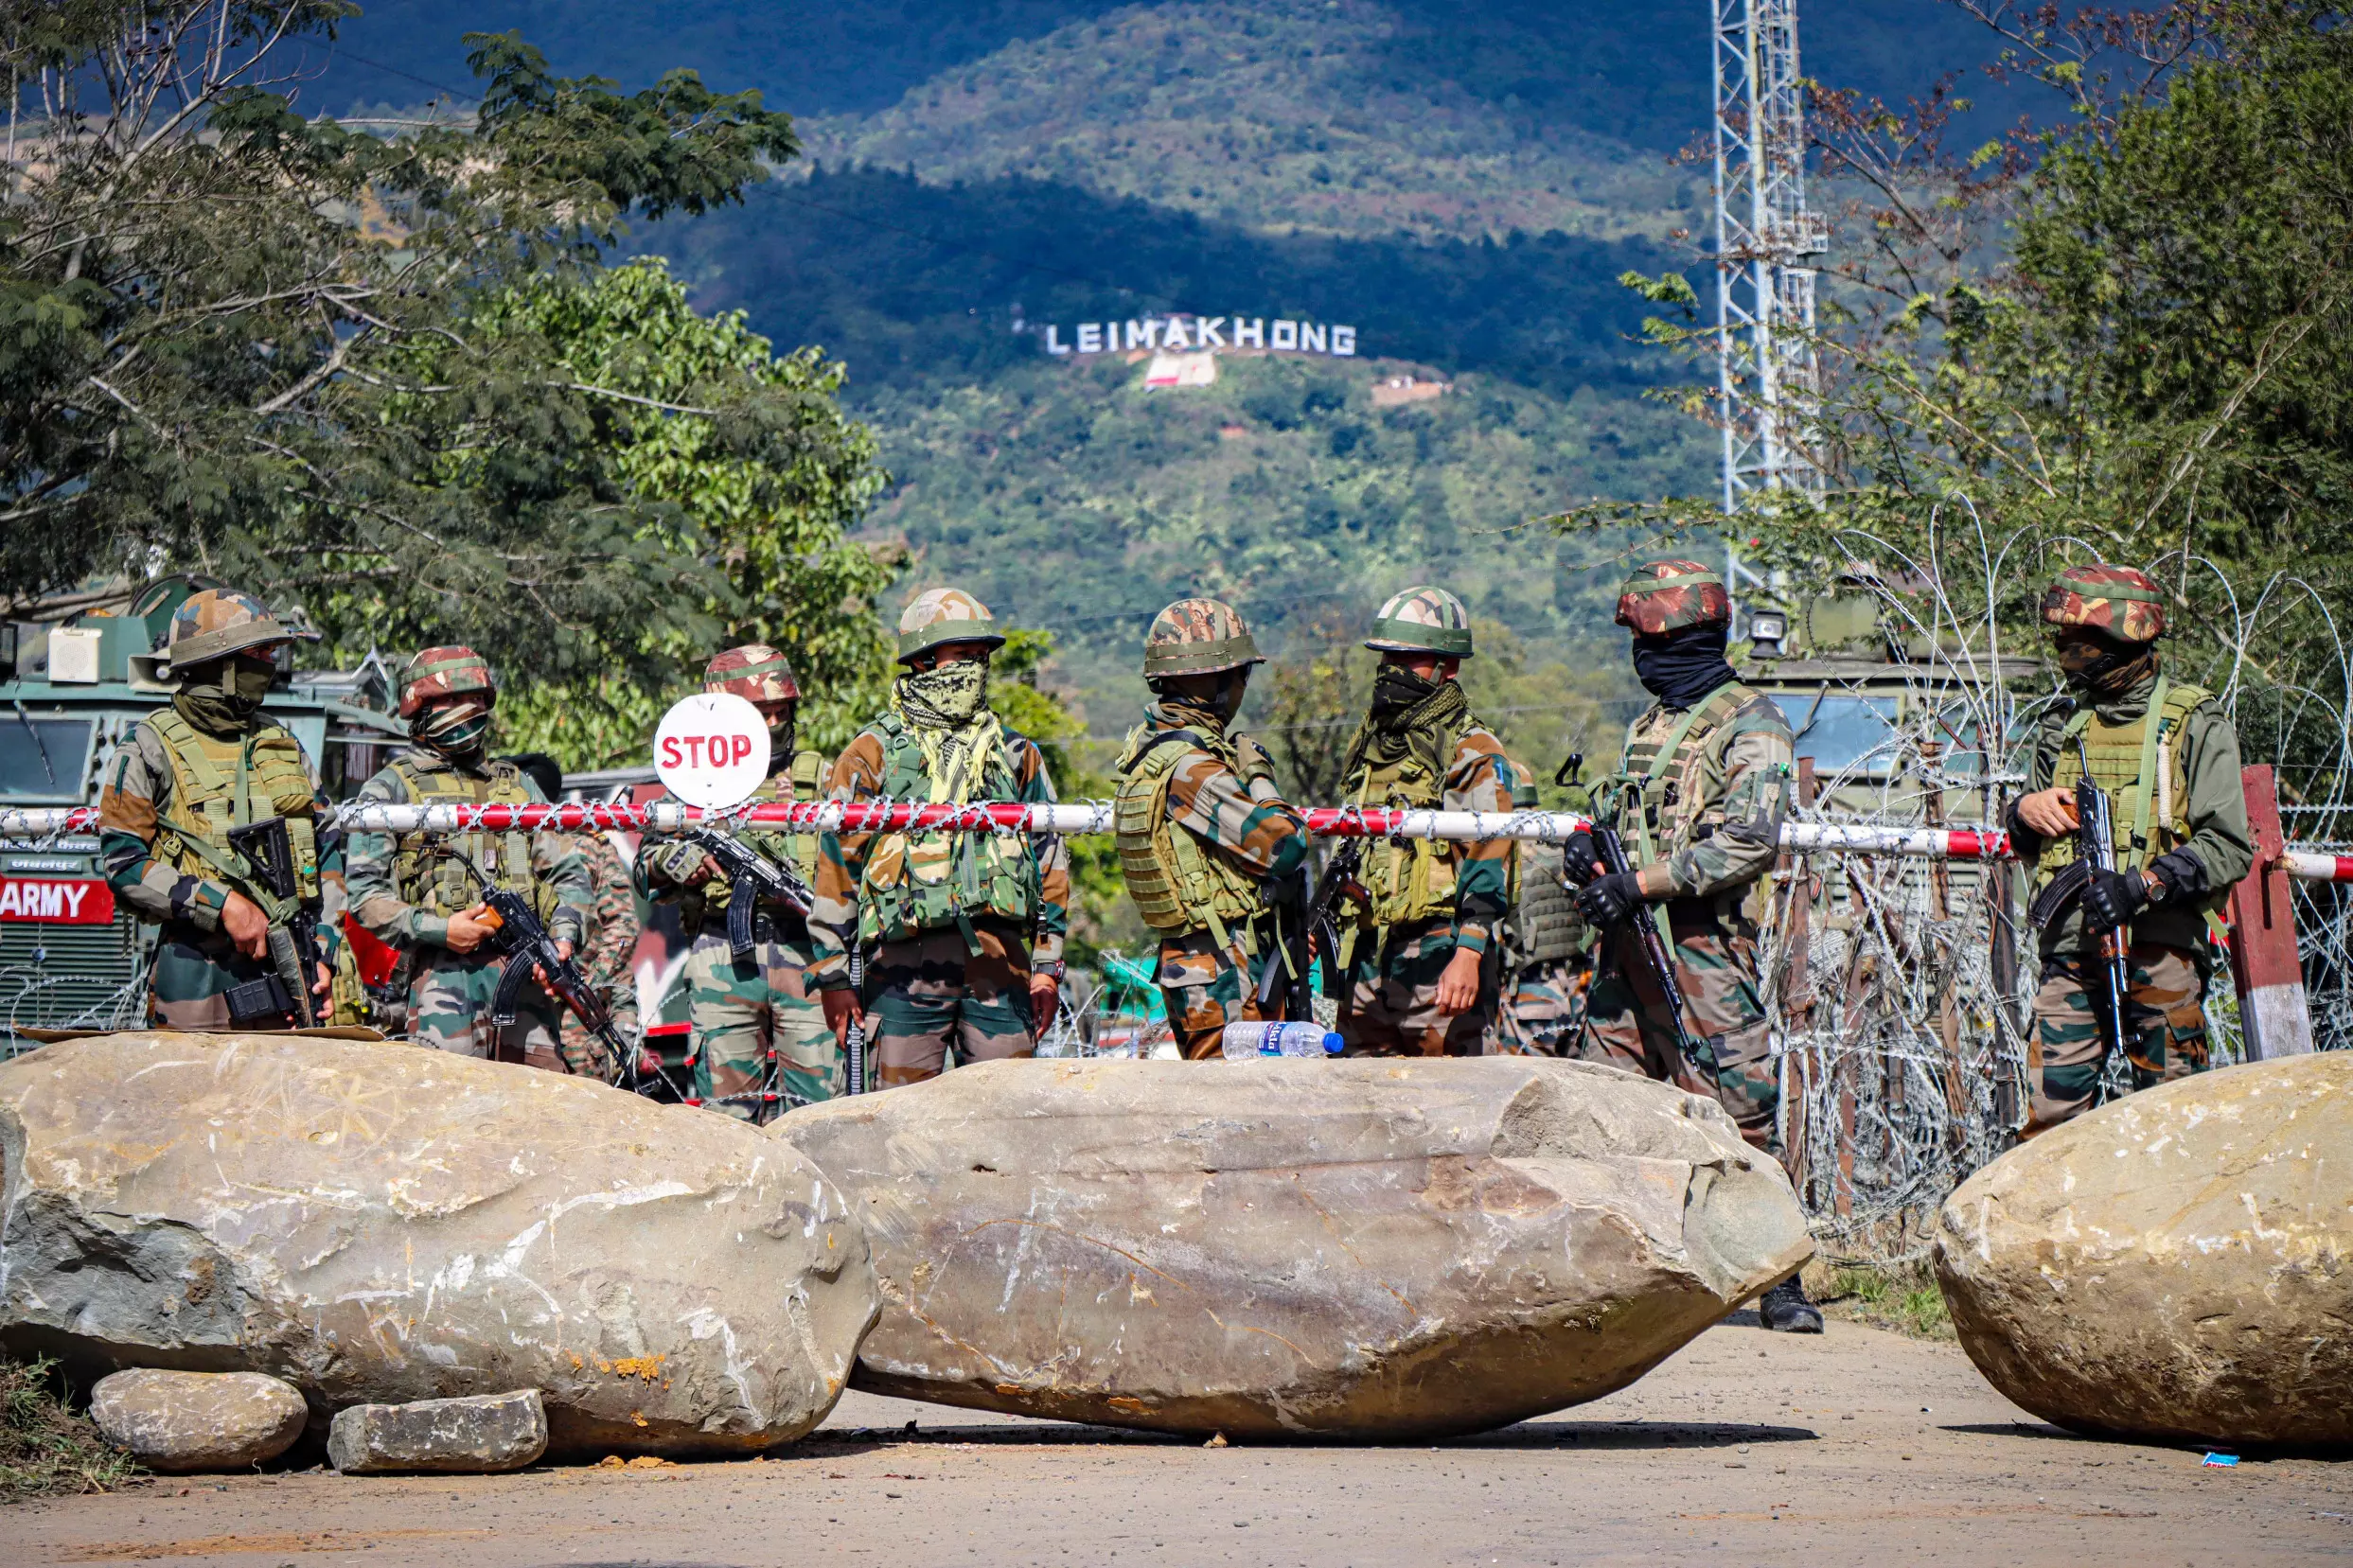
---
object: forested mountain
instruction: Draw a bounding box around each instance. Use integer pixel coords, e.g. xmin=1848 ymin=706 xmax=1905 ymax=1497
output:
xmin=312 ymin=0 xmax=2001 ymax=728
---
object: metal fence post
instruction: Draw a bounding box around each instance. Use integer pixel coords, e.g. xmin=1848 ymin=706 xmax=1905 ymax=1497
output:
xmin=2227 ymin=764 xmax=2314 ymax=1060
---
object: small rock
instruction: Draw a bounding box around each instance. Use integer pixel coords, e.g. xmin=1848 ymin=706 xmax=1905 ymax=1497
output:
xmin=89 ymin=1370 xmax=307 ymax=1473
xmin=327 ymin=1390 xmax=547 ymax=1475
xmin=1204 ymin=1434 xmax=1229 ymax=1449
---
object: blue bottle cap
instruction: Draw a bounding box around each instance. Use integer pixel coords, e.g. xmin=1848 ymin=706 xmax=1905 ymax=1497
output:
xmin=1321 ymin=1031 xmax=1343 ymax=1055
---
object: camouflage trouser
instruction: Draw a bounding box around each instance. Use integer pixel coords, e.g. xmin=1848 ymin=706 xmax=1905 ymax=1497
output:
xmin=557 ymin=989 xmax=638 ymax=1082
xmin=1577 ymin=905 xmax=1777 ymax=1151
xmin=685 ymin=923 xmax=837 ymax=1120
xmin=1496 ymin=956 xmax=1593 ymax=1057
xmin=866 ymin=922 xmax=1035 ymax=1088
xmin=2028 ymin=941 xmax=2209 ymax=1133
xmin=148 ymin=928 xmax=303 ymax=1031
xmin=1336 ymin=918 xmax=1497 ymax=1057
xmin=1155 ymin=928 xmax=1268 ymax=1059
xmin=407 ymin=950 xmax=565 ymax=1070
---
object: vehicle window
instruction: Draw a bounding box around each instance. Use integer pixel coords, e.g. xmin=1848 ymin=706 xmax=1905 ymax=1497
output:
xmin=1771 ymin=694 xmax=1899 ymax=775
xmin=0 ymin=717 xmax=96 ymax=799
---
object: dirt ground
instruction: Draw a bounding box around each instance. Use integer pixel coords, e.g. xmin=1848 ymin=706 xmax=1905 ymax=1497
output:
xmin=14 ymin=1313 xmax=2347 ymax=1567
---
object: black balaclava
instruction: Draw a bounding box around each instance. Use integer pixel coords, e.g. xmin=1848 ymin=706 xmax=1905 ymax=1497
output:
xmin=1369 ymin=662 xmax=1441 ymax=719
xmin=415 ymin=697 xmax=492 ymax=765
xmin=2055 ymin=631 xmax=2157 ymax=700
xmin=1631 ymin=625 xmax=1739 ymax=712
xmin=173 ymin=652 xmax=277 ymax=737
xmin=1149 ymin=670 xmax=1247 ymax=732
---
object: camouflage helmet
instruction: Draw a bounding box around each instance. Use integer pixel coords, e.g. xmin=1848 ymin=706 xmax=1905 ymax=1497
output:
xmin=2041 ymin=563 xmax=2166 ymax=643
xmin=703 ymin=643 xmax=801 ymax=703
xmin=398 ymin=645 xmax=496 ymax=719
xmin=162 ymin=588 xmax=316 ymax=670
xmin=1365 ymin=586 xmax=1474 ymax=659
xmin=1615 ymin=559 xmax=1731 ymax=635
xmin=1143 ymin=597 xmax=1264 ymax=678
xmin=896 ymin=587 xmax=1006 ymax=663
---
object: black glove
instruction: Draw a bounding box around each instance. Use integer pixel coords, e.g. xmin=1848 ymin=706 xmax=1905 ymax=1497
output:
xmin=1575 ymin=871 xmax=1646 ymax=929
xmin=2082 ymin=868 xmax=2149 ymax=929
xmin=1561 ymin=831 xmax=1600 ymax=887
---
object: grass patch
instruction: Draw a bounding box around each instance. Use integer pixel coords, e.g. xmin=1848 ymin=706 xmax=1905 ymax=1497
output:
xmin=1816 ymin=1261 xmax=1956 ymax=1342
xmin=1 ymin=1354 xmax=141 ymax=1504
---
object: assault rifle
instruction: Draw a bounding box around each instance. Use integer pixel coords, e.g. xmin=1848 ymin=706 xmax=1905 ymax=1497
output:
xmin=679 ymin=827 xmax=815 ymax=963
xmin=451 ymin=851 xmax=637 ymax=1090
xmin=222 ymin=815 xmax=322 ymax=1030
xmin=1255 ymin=837 xmax=1365 ymax=1019
xmin=2026 ymin=741 xmax=2132 ymax=1073
xmin=1558 ymin=752 xmax=1700 ymax=1068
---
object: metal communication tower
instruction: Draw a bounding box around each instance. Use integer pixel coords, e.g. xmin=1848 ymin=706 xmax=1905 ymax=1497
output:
xmin=1712 ymin=0 xmax=1827 ymax=513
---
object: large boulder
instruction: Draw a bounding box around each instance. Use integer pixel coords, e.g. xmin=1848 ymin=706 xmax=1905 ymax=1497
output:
xmin=0 ymin=1032 xmax=877 ymax=1457
xmin=1935 ymin=1053 xmax=2353 ymax=1449
xmin=774 ymin=1056 xmax=1810 ymax=1440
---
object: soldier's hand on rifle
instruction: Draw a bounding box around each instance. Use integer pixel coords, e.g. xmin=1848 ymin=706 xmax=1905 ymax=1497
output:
xmin=1562 ymin=830 xmax=1601 ymax=887
xmin=530 ymin=940 xmax=574 ymax=991
xmin=2083 ymin=868 xmax=2150 ymax=928
xmin=822 ymin=988 xmax=864 ymax=1048
xmin=2016 ymin=787 xmax=2081 ymax=837
xmin=220 ymin=890 xmax=270 ymax=960
xmin=695 ymin=854 xmax=726 ymax=886
xmin=1434 ymin=947 xmax=1482 ymax=1016
xmin=1575 ymin=871 xmax=1646 ymax=929
xmin=313 ymin=960 xmax=332 ymax=999
xmin=444 ymin=904 xmax=499 ymax=954
xmin=1029 ymin=971 xmax=1062 ymax=1035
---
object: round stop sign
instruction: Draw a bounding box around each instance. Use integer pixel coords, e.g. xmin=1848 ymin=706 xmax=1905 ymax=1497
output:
xmin=653 ymin=692 xmax=771 ymax=809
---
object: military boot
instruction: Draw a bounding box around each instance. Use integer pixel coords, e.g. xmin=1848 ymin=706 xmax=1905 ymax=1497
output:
xmin=1760 ymin=1274 xmax=1824 ymax=1334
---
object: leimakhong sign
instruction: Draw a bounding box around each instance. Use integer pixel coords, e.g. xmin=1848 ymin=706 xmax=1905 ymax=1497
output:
xmin=1040 ymin=313 xmax=1356 ymax=358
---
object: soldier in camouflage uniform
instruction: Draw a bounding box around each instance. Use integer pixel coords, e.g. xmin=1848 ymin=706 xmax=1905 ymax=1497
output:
xmin=507 ymin=753 xmax=642 ymax=1081
xmin=638 ymin=646 xmax=839 ymax=1119
xmin=811 ymin=590 xmax=1072 ymax=1087
xmin=1566 ymin=559 xmax=1817 ymax=1332
xmin=1330 ymin=587 xmax=1526 ymax=1056
xmin=1496 ymin=841 xmax=1593 ymax=1055
xmin=345 ymin=648 xmax=593 ymax=1067
xmin=1112 ymin=599 xmax=1310 ymax=1057
xmin=2005 ymin=564 xmax=2252 ymax=1132
xmin=97 ymin=590 xmax=342 ymax=1030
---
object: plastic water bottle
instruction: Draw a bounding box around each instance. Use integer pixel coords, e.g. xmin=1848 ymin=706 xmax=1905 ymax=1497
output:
xmin=1219 ymin=1021 xmax=1343 ymax=1060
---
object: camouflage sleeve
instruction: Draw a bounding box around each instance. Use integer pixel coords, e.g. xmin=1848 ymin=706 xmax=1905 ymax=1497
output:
xmin=345 ymin=763 xmax=441 ymax=948
xmin=808 ymin=731 xmax=887 ymax=990
xmin=574 ymin=835 xmax=641 ymax=991
xmin=1442 ymin=731 xmax=1519 ymax=955
xmin=97 ymin=721 xmax=234 ymax=932
xmin=1013 ymin=736 xmax=1070 ymax=971
xmin=521 ymin=775 xmax=592 ymax=947
xmin=638 ymin=836 xmax=714 ymax=895
xmin=2171 ymin=700 xmax=2254 ymax=894
xmin=304 ymin=753 xmax=345 ymax=960
xmin=1642 ymin=700 xmax=1792 ymax=900
xmin=1162 ymin=745 xmax=1308 ymax=879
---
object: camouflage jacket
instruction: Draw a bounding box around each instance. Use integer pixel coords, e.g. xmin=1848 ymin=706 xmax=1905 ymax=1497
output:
xmin=2007 ymin=669 xmax=2253 ymax=955
xmin=345 ymin=747 xmax=593 ymax=949
xmin=97 ymin=713 xmax=346 ymax=944
xmin=1606 ymin=684 xmax=1793 ymax=905
xmin=1139 ymin=702 xmax=1310 ymax=884
xmin=574 ymin=831 xmax=641 ymax=1002
xmin=806 ymin=723 xmax=1071 ymax=988
xmin=638 ymin=753 xmax=829 ymax=933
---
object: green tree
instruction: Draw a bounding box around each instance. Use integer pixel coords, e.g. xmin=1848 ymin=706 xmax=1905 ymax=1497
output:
xmin=1 ymin=5 xmax=801 ymax=696
xmin=414 ymin=259 xmax=897 ymax=766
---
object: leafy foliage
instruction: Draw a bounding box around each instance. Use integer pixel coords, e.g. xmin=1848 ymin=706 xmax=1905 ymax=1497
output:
xmin=1 ymin=6 xmax=805 ymax=700
xmin=406 ymin=260 xmax=897 ymax=766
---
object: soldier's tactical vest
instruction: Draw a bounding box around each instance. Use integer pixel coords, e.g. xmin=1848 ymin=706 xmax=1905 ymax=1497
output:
xmin=2035 ymin=678 xmax=2220 ymax=909
xmin=856 ymin=713 xmax=1037 ymax=945
xmin=1599 ymin=681 xmax=1752 ymax=865
xmin=387 ymin=755 xmax=557 ymax=922
xmin=679 ymin=749 xmax=830 ymax=940
xmin=1114 ymin=726 xmax=1265 ymax=949
xmin=1344 ymin=712 xmax=1490 ymax=928
xmin=147 ymin=710 xmax=321 ymax=911
xmin=1505 ymin=843 xmax=1583 ymax=965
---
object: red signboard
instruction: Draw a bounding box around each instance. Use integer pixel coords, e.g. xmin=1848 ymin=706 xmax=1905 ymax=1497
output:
xmin=0 ymin=877 xmax=115 ymax=924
